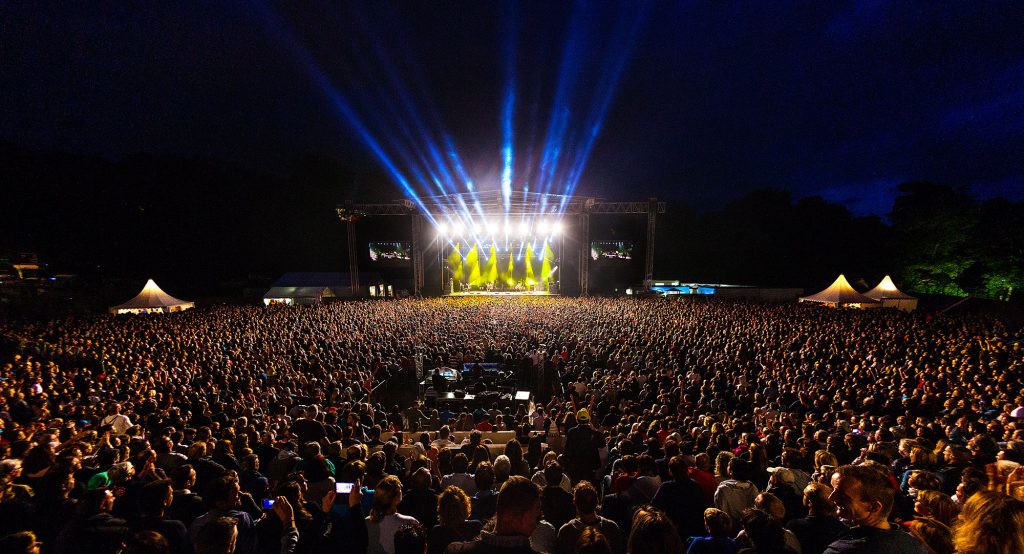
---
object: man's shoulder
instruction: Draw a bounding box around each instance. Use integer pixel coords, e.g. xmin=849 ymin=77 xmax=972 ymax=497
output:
xmin=824 ymin=526 xmax=927 ymax=554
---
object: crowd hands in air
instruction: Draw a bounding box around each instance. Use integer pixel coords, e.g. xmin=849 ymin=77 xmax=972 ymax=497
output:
xmin=0 ymin=297 xmax=1022 ymax=554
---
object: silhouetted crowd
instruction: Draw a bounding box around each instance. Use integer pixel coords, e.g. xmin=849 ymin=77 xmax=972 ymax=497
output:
xmin=1 ymin=297 xmax=1023 ymax=554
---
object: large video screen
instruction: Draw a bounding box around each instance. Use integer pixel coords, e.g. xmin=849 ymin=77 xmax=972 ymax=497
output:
xmin=590 ymin=241 xmax=634 ymax=261
xmin=369 ymin=242 xmax=411 ymax=264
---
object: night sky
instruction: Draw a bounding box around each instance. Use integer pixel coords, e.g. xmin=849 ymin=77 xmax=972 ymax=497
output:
xmin=3 ymin=1 xmax=1024 ymax=217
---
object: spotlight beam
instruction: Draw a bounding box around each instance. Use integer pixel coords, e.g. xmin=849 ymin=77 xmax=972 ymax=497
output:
xmin=251 ymin=5 xmax=436 ymax=223
xmin=561 ymin=1 xmax=651 ymax=207
xmin=501 ymin=0 xmax=517 ymax=213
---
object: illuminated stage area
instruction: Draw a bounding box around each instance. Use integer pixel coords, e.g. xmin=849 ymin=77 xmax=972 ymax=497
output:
xmin=447 ymin=290 xmax=552 ymax=297
xmin=444 ymin=236 xmax=559 ymax=294
xmin=337 ymin=190 xmax=663 ymax=296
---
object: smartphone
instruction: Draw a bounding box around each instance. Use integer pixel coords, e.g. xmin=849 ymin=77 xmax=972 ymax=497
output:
xmin=336 ymin=482 xmax=354 ymax=494
xmin=262 ymin=499 xmax=276 ymax=509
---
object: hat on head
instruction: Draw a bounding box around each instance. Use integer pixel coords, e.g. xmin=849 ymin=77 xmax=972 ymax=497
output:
xmin=576 ymin=408 xmax=590 ymax=423
xmin=767 ymin=466 xmax=795 ymax=484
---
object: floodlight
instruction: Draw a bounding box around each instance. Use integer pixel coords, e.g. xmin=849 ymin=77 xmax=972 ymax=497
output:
xmin=437 ymin=223 xmax=449 ymax=237
xmin=472 ymin=222 xmax=483 ymax=236
xmin=453 ymin=222 xmax=465 ymax=237
xmin=551 ymin=221 xmax=564 ymax=235
xmin=537 ymin=220 xmax=550 ymax=235
xmin=518 ymin=222 xmax=529 ymax=237
xmin=485 ymin=221 xmax=498 ymax=235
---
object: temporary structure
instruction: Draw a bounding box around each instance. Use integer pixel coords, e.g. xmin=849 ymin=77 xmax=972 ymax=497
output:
xmin=109 ymin=279 xmax=194 ymax=314
xmin=263 ymin=286 xmax=344 ymax=305
xmin=799 ymin=274 xmax=880 ymax=308
xmin=263 ymin=272 xmax=386 ymax=304
xmin=864 ymin=275 xmax=918 ymax=311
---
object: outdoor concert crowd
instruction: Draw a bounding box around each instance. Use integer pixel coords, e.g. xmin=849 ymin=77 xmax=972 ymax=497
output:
xmin=0 ymin=297 xmax=1023 ymax=554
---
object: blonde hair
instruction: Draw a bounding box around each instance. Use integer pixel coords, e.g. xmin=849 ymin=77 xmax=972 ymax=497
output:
xmin=905 ymin=517 xmax=953 ymax=554
xmin=953 ymin=491 xmax=1024 ymax=554
xmin=369 ymin=475 xmax=403 ymax=523
xmin=437 ymin=485 xmax=472 ymax=527
xmin=916 ymin=490 xmax=959 ymax=527
xmin=814 ymin=450 xmax=838 ymax=471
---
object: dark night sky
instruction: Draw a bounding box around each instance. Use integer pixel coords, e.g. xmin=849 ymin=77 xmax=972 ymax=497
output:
xmin=3 ymin=1 xmax=1024 ymax=216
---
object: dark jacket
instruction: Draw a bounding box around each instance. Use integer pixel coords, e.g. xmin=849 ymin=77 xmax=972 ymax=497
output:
xmin=55 ymin=512 xmax=130 ymax=554
xmin=787 ymin=515 xmax=848 ymax=554
xmin=541 ymin=486 xmax=576 ymax=531
xmin=822 ymin=526 xmax=929 ymax=554
xmin=651 ymin=478 xmax=708 ymax=539
xmin=429 ymin=520 xmax=484 ymax=554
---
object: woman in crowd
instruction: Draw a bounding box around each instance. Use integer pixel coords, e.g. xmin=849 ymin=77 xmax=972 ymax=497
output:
xmin=426 ymin=486 xmax=481 ymax=554
xmin=366 ymin=475 xmax=419 ymax=554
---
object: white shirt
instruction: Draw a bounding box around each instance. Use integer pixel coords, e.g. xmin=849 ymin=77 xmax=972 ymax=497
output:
xmin=101 ymin=413 xmax=133 ymax=435
xmin=366 ymin=513 xmax=419 ymax=554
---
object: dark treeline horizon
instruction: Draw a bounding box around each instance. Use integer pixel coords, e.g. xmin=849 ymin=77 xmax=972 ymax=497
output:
xmin=2 ymin=142 xmax=1021 ymax=302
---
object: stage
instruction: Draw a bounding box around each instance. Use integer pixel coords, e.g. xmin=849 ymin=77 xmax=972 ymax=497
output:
xmin=446 ymin=290 xmax=553 ymax=297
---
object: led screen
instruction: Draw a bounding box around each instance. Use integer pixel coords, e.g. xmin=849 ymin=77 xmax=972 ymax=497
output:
xmin=369 ymin=242 xmax=411 ymax=264
xmin=590 ymin=241 xmax=633 ymax=260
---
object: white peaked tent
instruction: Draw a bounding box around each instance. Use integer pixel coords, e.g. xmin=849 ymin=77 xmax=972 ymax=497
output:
xmin=864 ymin=275 xmax=918 ymax=311
xmin=109 ymin=279 xmax=195 ymax=314
xmin=799 ymin=274 xmax=881 ymax=308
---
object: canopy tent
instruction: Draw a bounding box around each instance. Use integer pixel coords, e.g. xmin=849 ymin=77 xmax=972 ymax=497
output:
xmin=109 ymin=279 xmax=194 ymax=314
xmin=864 ymin=275 xmax=918 ymax=311
xmin=263 ymin=286 xmax=345 ymax=305
xmin=799 ymin=274 xmax=880 ymax=308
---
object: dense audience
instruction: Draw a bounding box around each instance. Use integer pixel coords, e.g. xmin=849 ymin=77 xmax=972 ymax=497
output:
xmin=0 ymin=296 xmax=1023 ymax=554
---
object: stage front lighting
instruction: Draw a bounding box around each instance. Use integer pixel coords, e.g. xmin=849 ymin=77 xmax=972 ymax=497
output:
xmin=453 ymin=222 xmax=465 ymax=237
xmin=437 ymin=223 xmax=449 ymax=237
xmin=472 ymin=222 xmax=483 ymax=236
xmin=537 ymin=220 xmax=550 ymax=235
xmin=551 ymin=221 xmax=564 ymax=235
xmin=518 ymin=222 xmax=529 ymax=237
xmin=485 ymin=221 xmax=498 ymax=235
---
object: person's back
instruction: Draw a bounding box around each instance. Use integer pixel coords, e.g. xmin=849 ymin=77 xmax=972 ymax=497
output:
xmin=555 ymin=518 xmax=622 ymax=554
xmin=564 ymin=412 xmax=599 ymax=482
xmin=446 ymin=476 xmax=542 ymax=554
xmin=714 ymin=459 xmax=759 ymax=528
xmin=823 ymin=525 xmax=927 ymax=554
xmin=787 ymin=515 xmax=848 ymax=554
xmin=541 ymin=464 xmax=575 ymax=530
xmin=428 ymin=520 xmax=483 ymax=554
xmin=369 ymin=512 xmax=422 ymax=554
xmin=55 ymin=489 xmax=130 ymax=554
xmin=786 ymin=483 xmax=847 ymax=554
xmin=687 ymin=536 xmax=738 ymax=554
xmin=554 ymin=481 xmax=623 ymax=554
xmin=652 ymin=456 xmax=709 ymax=539
xmin=687 ymin=509 xmax=737 ymax=554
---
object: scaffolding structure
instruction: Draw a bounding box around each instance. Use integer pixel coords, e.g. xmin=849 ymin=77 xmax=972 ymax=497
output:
xmin=337 ymin=191 xmax=664 ymax=296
